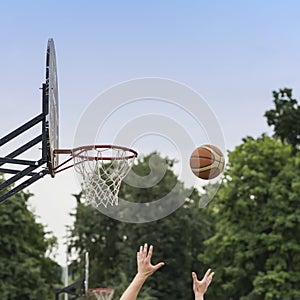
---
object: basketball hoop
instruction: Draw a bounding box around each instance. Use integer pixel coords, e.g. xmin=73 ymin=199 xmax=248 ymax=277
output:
xmin=54 ymin=145 xmax=137 ymax=208
xmin=87 ymin=288 xmax=114 ymax=300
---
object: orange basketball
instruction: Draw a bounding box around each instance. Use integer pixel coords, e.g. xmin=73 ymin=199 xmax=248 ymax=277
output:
xmin=190 ymin=144 xmax=225 ymax=180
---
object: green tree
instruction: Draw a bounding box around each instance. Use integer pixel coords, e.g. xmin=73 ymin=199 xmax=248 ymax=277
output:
xmin=200 ymin=136 xmax=300 ymax=299
xmin=264 ymin=88 xmax=300 ymax=152
xmin=0 ymin=182 xmax=62 ymax=300
xmin=249 ymin=153 xmax=300 ymax=299
xmin=68 ymin=153 xmax=213 ymax=299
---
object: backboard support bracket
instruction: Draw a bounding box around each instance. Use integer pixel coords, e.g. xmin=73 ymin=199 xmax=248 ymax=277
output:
xmin=55 ymin=279 xmax=85 ymax=300
xmin=0 ymin=83 xmax=51 ymax=204
xmin=55 ymin=252 xmax=89 ymax=300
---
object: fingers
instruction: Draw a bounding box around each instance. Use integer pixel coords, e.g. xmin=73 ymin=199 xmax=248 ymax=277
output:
xmin=193 ymin=269 xmax=215 ymax=284
xmin=203 ymin=268 xmax=212 ymax=280
xmin=207 ymin=270 xmax=215 ymax=284
xmin=138 ymin=243 xmax=152 ymax=259
xmin=202 ymin=268 xmax=214 ymax=287
xmin=137 ymin=245 xmax=143 ymax=260
xmin=204 ymin=269 xmax=215 ymax=282
xmin=147 ymin=244 xmax=153 ymax=259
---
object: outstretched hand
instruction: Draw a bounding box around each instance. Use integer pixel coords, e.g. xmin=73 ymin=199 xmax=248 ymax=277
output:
xmin=137 ymin=243 xmax=165 ymax=279
xmin=192 ymin=269 xmax=214 ymax=298
xmin=120 ymin=244 xmax=164 ymax=300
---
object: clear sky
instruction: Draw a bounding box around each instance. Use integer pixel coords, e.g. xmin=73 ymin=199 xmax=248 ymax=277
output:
xmin=1 ymin=1 xmax=300 ymax=265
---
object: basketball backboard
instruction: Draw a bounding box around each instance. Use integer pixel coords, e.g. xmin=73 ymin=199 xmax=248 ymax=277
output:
xmin=45 ymin=38 xmax=59 ymax=176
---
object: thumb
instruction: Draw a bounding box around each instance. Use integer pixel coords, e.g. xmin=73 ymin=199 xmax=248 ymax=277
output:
xmin=192 ymin=272 xmax=199 ymax=282
xmin=153 ymin=262 xmax=165 ymax=271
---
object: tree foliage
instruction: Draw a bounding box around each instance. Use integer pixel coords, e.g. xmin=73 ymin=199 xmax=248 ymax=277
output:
xmin=264 ymin=88 xmax=300 ymax=151
xmin=0 ymin=180 xmax=62 ymax=300
xmin=200 ymin=136 xmax=300 ymax=299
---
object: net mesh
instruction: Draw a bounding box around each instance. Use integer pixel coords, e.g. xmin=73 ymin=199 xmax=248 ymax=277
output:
xmin=88 ymin=288 xmax=114 ymax=300
xmin=73 ymin=146 xmax=136 ymax=207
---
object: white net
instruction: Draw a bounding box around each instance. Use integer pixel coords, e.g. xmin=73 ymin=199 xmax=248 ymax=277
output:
xmin=73 ymin=145 xmax=136 ymax=207
xmin=88 ymin=288 xmax=114 ymax=300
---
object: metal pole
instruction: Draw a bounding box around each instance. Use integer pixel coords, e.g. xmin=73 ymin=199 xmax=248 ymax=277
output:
xmin=64 ymin=246 xmax=69 ymax=300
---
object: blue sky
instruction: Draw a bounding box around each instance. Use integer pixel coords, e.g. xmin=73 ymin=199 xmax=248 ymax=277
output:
xmin=1 ymin=1 xmax=300 ymax=149
xmin=1 ymin=1 xmax=300 ymax=265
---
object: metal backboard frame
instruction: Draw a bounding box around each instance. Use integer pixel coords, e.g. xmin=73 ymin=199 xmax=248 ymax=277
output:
xmin=45 ymin=38 xmax=59 ymax=177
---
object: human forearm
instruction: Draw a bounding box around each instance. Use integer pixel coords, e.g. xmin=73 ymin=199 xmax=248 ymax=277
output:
xmin=119 ymin=274 xmax=148 ymax=300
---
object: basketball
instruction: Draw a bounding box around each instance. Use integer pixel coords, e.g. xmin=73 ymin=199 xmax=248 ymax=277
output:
xmin=189 ymin=144 xmax=225 ymax=180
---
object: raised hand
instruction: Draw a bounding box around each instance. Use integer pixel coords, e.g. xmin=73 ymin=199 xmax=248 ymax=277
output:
xmin=192 ymin=268 xmax=214 ymax=299
xmin=137 ymin=243 xmax=165 ymax=279
xmin=120 ymin=244 xmax=164 ymax=300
